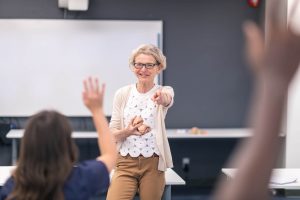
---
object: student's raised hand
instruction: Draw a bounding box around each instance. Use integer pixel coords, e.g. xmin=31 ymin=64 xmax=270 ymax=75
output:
xmin=152 ymin=89 xmax=172 ymax=107
xmin=82 ymin=77 xmax=105 ymax=114
xmin=243 ymin=2 xmax=300 ymax=85
xmin=213 ymin=2 xmax=300 ymax=200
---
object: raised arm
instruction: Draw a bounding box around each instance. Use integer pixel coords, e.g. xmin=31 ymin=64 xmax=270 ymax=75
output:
xmin=213 ymin=1 xmax=300 ymax=199
xmin=82 ymin=77 xmax=117 ymax=172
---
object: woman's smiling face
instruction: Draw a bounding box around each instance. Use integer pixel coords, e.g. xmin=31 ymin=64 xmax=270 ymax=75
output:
xmin=132 ymin=54 xmax=161 ymax=84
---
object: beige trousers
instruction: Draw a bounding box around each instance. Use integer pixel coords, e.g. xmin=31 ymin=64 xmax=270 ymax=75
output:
xmin=106 ymin=154 xmax=165 ymax=200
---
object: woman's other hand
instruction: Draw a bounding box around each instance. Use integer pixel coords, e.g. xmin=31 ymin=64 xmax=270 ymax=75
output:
xmin=137 ymin=124 xmax=151 ymax=134
xmin=126 ymin=116 xmax=144 ymax=136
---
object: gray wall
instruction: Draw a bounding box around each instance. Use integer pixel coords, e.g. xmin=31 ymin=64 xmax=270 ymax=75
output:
xmin=0 ymin=0 xmax=263 ymax=188
xmin=0 ymin=0 xmax=262 ymax=128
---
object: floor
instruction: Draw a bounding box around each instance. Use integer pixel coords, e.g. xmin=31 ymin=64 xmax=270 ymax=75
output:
xmin=172 ymin=196 xmax=299 ymax=200
xmin=126 ymin=195 xmax=299 ymax=200
xmin=2 ymin=187 xmax=299 ymax=200
xmin=118 ymin=190 xmax=300 ymax=200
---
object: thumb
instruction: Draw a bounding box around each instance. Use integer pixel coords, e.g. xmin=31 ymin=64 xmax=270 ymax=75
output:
xmin=130 ymin=116 xmax=137 ymax=125
xmin=152 ymin=92 xmax=158 ymax=101
xmin=154 ymin=90 xmax=162 ymax=99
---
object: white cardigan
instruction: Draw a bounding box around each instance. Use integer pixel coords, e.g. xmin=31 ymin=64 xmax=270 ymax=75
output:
xmin=109 ymin=84 xmax=174 ymax=171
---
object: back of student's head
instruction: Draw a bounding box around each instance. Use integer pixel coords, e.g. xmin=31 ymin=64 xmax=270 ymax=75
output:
xmin=7 ymin=110 xmax=78 ymax=200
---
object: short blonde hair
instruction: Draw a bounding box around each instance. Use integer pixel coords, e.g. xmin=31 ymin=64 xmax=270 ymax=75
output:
xmin=129 ymin=44 xmax=167 ymax=70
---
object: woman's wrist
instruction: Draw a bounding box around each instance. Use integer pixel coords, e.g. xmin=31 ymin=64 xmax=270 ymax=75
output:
xmin=163 ymin=94 xmax=171 ymax=107
xmin=124 ymin=129 xmax=132 ymax=137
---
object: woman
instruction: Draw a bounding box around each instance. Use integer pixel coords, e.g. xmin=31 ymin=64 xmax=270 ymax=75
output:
xmin=0 ymin=77 xmax=117 ymax=200
xmin=106 ymin=44 xmax=174 ymax=200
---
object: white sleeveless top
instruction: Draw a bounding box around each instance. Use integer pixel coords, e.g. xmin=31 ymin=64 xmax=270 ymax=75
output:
xmin=120 ymin=84 xmax=160 ymax=157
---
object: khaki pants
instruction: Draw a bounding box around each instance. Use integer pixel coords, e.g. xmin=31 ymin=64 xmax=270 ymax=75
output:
xmin=106 ymin=154 xmax=165 ymax=200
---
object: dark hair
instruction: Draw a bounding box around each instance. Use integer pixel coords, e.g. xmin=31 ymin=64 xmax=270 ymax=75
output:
xmin=7 ymin=110 xmax=78 ymax=200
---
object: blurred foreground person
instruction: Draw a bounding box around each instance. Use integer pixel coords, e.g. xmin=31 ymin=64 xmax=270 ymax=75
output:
xmin=214 ymin=1 xmax=300 ymax=200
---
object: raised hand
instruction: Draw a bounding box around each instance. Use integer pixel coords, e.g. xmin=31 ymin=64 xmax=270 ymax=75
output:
xmin=213 ymin=1 xmax=300 ymax=200
xmin=243 ymin=1 xmax=300 ymax=85
xmin=152 ymin=89 xmax=172 ymax=107
xmin=82 ymin=77 xmax=105 ymax=113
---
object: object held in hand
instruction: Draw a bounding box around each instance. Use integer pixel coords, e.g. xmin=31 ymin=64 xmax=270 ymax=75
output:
xmin=132 ymin=116 xmax=143 ymax=126
xmin=138 ymin=124 xmax=151 ymax=134
xmin=190 ymin=127 xmax=206 ymax=134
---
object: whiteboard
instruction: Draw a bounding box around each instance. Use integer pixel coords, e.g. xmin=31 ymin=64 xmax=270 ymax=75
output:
xmin=0 ymin=19 xmax=162 ymax=116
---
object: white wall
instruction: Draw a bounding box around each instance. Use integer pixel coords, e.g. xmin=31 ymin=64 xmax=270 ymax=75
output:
xmin=285 ymin=0 xmax=300 ymax=167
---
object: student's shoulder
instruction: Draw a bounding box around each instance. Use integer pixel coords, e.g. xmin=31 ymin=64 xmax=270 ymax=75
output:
xmin=64 ymin=160 xmax=110 ymax=199
xmin=69 ymin=160 xmax=109 ymax=185
xmin=0 ymin=177 xmax=14 ymax=199
xmin=74 ymin=160 xmax=108 ymax=174
xmin=71 ymin=160 xmax=110 ymax=194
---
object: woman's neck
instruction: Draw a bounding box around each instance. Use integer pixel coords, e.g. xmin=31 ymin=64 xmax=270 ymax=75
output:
xmin=136 ymin=82 xmax=155 ymax=93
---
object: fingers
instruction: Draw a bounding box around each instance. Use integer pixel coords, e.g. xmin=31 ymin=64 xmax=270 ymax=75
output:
xmin=268 ymin=0 xmax=281 ymax=30
xmin=87 ymin=77 xmax=97 ymax=92
xmin=152 ymin=90 xmax=163 ymax=104
xmin=137 ymin=125 xmax=151 ymax=135
xmin=133 ymin=121 xmax=143 ymax=128
xmin=243 ymin=21 xmax=265 ymax=71
xmin=83 ymin=76 xmax=104 ymax=94
xmin=130 ymin=116 xmax=136 ymax=125
xmin=267 ymin=0 xmax=287 ymax=33
xmin=288 ymin=0 xmax=300 ymax=23
xmin=152 ymin=89 xmax=171 ymax=106
xmin=83 ymin=79 xmax=88 ymax=93
xmin=82 ymin=76 xmax=105 ymax=110
xmin=101 ymin=83 xmax=106 ymax=97
xmin=95 ymin=78 xmax=99 ymax=94
xmin=155 ymin=90 xmax=162 ymax=98
xmin=152 ymin=90 xmax=161 ymax=100
xmin=288 ymin=0 xmax=300 ymax=33
xmin=88 ymin=77 xmax=95 ymax=91
xmin=132 ymin=115 xmax=143 ymax=126
xmin=132 ymin=131 xmax=142 ymax=136
xmin=129 ymin=116 xmax=151 ymax=135
xmin=128 ymin=116 xmax=143 ymax=134
xmin=243 ymin=21 xmax=262 ymax=41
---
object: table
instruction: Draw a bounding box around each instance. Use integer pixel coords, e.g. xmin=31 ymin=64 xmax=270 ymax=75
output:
xmin=0 ymin=166 xmax=185 ymax=200
xmin=167 ymin=128 xmax=253 ymax=138
xmin=0 ymin=166 xmax=13 ymax=186
xmin=222 ymin=168 xmax=300 ymax=190
xmin=7 ymin=130 xmax=103 ymax=165
xmin=7 ymin=129 xmax=253 ymax=164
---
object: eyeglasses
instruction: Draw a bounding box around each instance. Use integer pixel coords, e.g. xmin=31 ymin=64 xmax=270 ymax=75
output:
xmin=133 ymin=62 xmax=158 ymax=69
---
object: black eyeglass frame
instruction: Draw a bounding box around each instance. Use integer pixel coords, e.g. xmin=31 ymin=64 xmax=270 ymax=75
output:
xmin=133 ymin=62 xmax=160 ymax=69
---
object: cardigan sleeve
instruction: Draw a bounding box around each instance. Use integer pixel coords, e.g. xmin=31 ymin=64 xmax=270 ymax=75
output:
xmin=109 ymin=87 xmax=124 ymax=131
xmin=109 ymin=85 xmax=132 ymax=151
xmin=161 ymin=86 xmax=174 ymax=111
